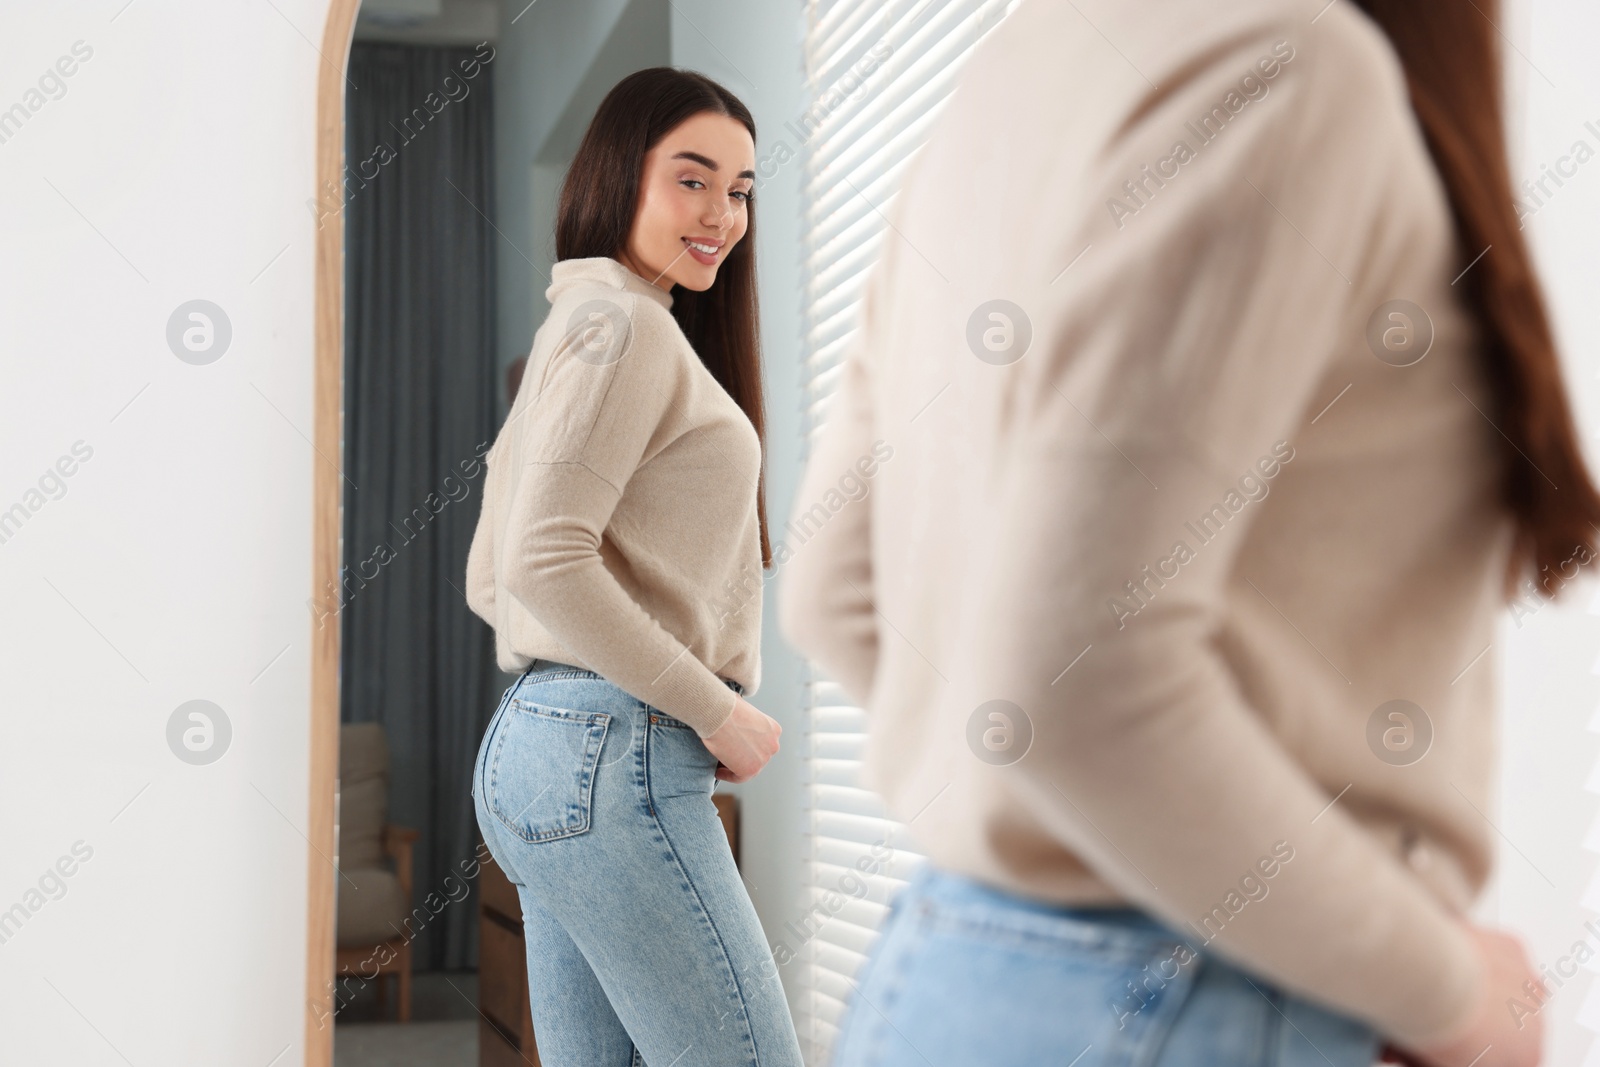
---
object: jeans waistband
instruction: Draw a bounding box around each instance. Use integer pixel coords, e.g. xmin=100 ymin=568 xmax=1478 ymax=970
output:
xmin=524 ymin=657 xmax=744 ymax=696
xmin=908 ymin=863 xmax=1184 ymax=940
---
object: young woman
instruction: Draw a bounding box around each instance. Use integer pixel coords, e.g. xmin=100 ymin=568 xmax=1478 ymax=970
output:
xmin=779 ymin=2 xmax=1596 ymax=1067
xmin=465 ymin=68 xmax=803 ymax=1067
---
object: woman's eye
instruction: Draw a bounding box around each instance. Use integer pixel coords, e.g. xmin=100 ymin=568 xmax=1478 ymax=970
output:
xmin=679 ymin=178 xmax=751 ymax=204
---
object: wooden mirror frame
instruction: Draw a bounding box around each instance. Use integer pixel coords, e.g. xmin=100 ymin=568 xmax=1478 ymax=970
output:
xmin=307 ymin=0 xmax=362 ymax=1063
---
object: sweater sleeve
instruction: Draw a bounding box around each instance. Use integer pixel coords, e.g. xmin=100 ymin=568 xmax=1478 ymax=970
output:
xmin=464 ymin=459 xmax=496 ymax=627
xmin=500 ymin=294 xmax=739 ymax=737
xmin=776 ymin=237 xmax=891 ymax=707
xmin=962 ymin=33 xmax=1486 ymax=1051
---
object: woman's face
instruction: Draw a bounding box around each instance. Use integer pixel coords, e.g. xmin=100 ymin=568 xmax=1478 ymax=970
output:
xmin=618 ymin=111 xmax=755 ymax=293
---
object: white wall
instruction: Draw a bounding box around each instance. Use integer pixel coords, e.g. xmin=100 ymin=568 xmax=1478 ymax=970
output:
xmin=0 ymin=1 xmax=333 ymax=1063
xmin=490 ymin=0 xmax=663 ymax=383
xmin=1494 ymin=3 xmax=1600 ymax=1065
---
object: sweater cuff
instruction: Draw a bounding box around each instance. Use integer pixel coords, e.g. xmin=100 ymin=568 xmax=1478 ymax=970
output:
xmin=647 ymin=660 xmax=740 ymax=738
xmin=1383 ymin=918 xmax=1488 ymax=1049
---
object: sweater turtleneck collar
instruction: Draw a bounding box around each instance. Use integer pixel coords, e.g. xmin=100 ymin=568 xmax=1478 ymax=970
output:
xmin=546 ymin=256 xmax=676 ymax=312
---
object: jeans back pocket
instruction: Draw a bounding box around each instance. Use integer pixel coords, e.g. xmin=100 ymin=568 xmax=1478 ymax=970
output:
xmin=487 ymin=698 xmax=610 ymax=843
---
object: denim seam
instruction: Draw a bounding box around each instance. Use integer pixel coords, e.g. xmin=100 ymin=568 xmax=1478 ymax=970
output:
xmin=471 ymin=683 xmax=527 ymax=885
xmin=1250 ymin=978 xmax=1281 ymax=1067
xmin=473 ymin=681 xmax=524 ymax=801
xmin=1122 ymin=942 xmax=1205 ymax=1067
xmin=918 ymin=908 xmax=1171 ymax=963
xmin=524 ymin=667 xmax=606 ymax=683
xmin=528 ymin=669 xmax=744 ymax=706
xmin=641 ymin=719 xmax=763 ymax=1065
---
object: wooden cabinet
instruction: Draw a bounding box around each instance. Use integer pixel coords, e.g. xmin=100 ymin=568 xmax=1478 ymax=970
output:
xmin=478 ymin=793 xmax=741 ymax=1066
xmin=715 ymin=792 xmax=740 ymax=868
xmin=478 ymin=849 xmax=539 ymax=1066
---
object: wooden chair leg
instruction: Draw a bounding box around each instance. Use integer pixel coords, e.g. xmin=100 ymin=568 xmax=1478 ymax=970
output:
xmin=397 ymin=941 xmax=412 ymax=1023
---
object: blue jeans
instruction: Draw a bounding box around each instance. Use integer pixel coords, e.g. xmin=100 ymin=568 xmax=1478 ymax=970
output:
xmin=832 ymin=863 xmax=1383 ymax=1067
xmin=472 ymin=658 xmax=803 ymax=1067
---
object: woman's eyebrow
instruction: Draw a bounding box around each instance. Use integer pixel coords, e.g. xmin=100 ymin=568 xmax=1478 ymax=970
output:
xmin=672 ymin=150 xmax=756 ymax=181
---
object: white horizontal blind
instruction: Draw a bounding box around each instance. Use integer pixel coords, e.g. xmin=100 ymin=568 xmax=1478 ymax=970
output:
xmin=795 ymin=1 xmax=1016 ymax=1061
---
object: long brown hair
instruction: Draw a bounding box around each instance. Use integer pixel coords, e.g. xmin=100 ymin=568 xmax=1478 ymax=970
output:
xmin=555 ymin=67 xmax=772 ymax=568
xmin=1356 ymin=0 xmax=1600 ymax=601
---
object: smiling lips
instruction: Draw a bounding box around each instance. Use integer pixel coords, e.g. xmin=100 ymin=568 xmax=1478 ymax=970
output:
xmin=683 ymin=237 xmax=722 ymax=265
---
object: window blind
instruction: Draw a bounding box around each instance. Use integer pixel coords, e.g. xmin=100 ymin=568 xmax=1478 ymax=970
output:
xmin=795 ymin=1 xmax=1017 ymax=1060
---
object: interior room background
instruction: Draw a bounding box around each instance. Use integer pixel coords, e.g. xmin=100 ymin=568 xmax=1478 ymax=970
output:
xmin=2 ymin=1 xmax=1599 ymax=1065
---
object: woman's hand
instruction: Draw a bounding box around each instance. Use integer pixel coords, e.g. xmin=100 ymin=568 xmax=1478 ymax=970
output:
xmin=702 ymin=696 xmax=782 ymax=783
xmin=1382 ymin=925 xmax=1545 ymax=1067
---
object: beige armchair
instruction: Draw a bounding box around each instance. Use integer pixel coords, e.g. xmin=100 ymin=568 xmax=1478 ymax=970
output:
xmin=336 ymin=721 xmax=419 ymax=1022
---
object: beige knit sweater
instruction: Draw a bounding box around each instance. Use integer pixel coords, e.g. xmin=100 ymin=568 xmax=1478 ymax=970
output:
xmin=778 ymin=0 xmax=1514 ymax=1050
xmin=465 ymin=257 xmax=764 ymax=738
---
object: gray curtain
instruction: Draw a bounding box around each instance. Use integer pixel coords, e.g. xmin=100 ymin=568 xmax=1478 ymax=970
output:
xmin=341 ymin=40 xmax=499 ymax=973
